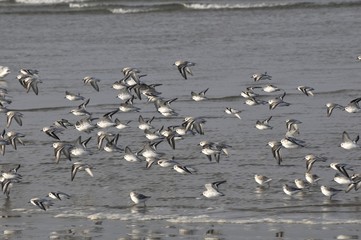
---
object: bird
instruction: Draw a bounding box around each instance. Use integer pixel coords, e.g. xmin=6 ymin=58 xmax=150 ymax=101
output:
xmin=268 ymin=92 xmax=290 ymax=110
xmin=115 ymin=119 xmax=132 ymax=130
xmin=183 ymin=116 xmax=206 ymax=135
xmin=139 ymin=141 xmax=163 ymax=159
xmin=294 ymin=179 xmax=310 ymax=190
xmin=42 ymin=126 xmax=64 ymax=140
xmin=191 ymin=88 xmax=209 ymax=101
xmin=119 ymin=97 xmax=140 ymax=113
xmin=200 ymin=141 xmax=231 ymax=156
xmin=70 ymin=99 xmax=91 ymax=116
xmin=268 ymin=141 xmax=283 ymax=165
xmin=240 ymin=87 xmax=259 ymax=98
xmin=157 ymin=158 xmax=179 ymax=168
xmin=262 ymin=84 xmax=281 ymax=93
xmin=297 ymin=86 xmax=314 ymax=96
xmin=254 ymin=175 xmax=272 ymax=187
xmin=173 ymin=164 xmax=193 ymax=174
xmin=123 ymin=146 xmax=141 ymax=162
xmin=1 ymin=165 xmax=21 ymax=197
xmin=138 ymin=115 xmax=155 ymax=130
xmin=305 ymin=154 xmax=327 ymax=173
xmin=75 ymin=117 xmax=97 ymax=133
xmin=53 ymin=118 xmax=73 ymax=129
xmin=17 ymin=68 xmax=42 ymax=95
xmin=333 ymin=173 xmax=352 ymax=185
xmin=255 ymin=116 xmax=273 ymax=130
xmin=1 ymin=178 xmax=16 ymax=198
xmin=96 ymin=109 xmax=119 ymax=129
xmin=53 ymin=142 xmax=72 ymax=163
xmin=120 ymin=67 xmax=144 ymax=85
xmin=305 ymin=172 xmax=321 ymax=185
xmin=6 ymin=131 xmax=26 ymax=150
xmin=244 ymin=97 xmax=267 ymax=106
xmin=0 ymin=130 xmax=10 ymax=156
xmin=132 ymin=83 xmax=162 ymax=100
xmin=71 ymin=162 xmax=94 ymax=181
xmin=320 ymin=186 xmax=343 ymax=200
xmin=326 ymin=103 xmax=344 ymax=117
xmin=344 ymin=97 xmax=361 ymax=113
xmin=130 ymin=191 xmax=151 ymax=206
xmin=144 ymin=128 xmax=163 ymax=141
xmin=83 ymin=76 xmax=100 ymax=92
xmin=330 ymin=163 xmax=353 ymax=178
xmin=173 ymin=60 xmax=195 ymax=79
xmin=48 ymin=191 xmax=71 ymax=200
xmin=224 ymin=107 xmax=242 ymax=119
xmin=200 ymin=141 xmax=225 ymax=163
xmin=251 ymin=72 xmax=272 ymax=81
xmin=6 ymin=111 xmax=23 ymax=128
xmin=281 ymin=136 xmax=305 ymax=149
xmin=25 ymin=77 xmax=42 ymax=95
xmin=282 ymin=184 xmax=302 ymax=196
xmin=145 ymin=157 xmax=157 ymax=169
xmin=285 ymin=119 xmax=302 ymax=136
xmin=154 ymin=97 xmax=178 ymax=117
xmin=65 ymin=91 xmax=85 ymax=101
xmin=340 ymin=131 xmax=359 ymax=150
xmin=17 ymin=68 xmax=39 ymax=90
xmin=202 ymin=180 xmax=227 ymax=198
xmin=69 ymin=136 xmax=92 ymax=157
xmin=159 ymin=126 xmax=182 ymax=150
xmin=0 ymin=66 xmax=10 ymax=78
xmin=345 ymin=174 xmax=361 ymax=193
xmin=117 ymin=86 xmax=134 ymax=101
xmin=96 ymin=131 xmax=114 ymax=150
xmin=103 ymin=133 xmax=123 ymax=153
xmin=29 ymin=197 xmax=54 ymax=211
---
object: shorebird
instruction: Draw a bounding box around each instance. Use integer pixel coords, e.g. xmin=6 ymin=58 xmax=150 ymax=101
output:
xmin=254 ymin=175 xmax=272 ymax=187
xmin=130 ymin=191 xmax=151 ymax=206
xmin=71 ymin=162 xmax=94 ymax=181
xmin=320 ymin=186 xmax=343 ymax=200
xmin=173 ymin=60 xmax=195 ymax=80
xmin=283 ymin=184 xmax=302 ymax=196
xmin=251 ymin=72 xmax=272 ymax=81
xmin=297 ymin=86 xmax=314 ymax=96
xmin=83 ymin=76 xmax=100 ymax=92
xmin=191 ymin=88 xmax=209 ymax=101
xmin=202 ymin=180 xmax=227 ymax=198
xmin=0 ymin=66 xmax=10 ymax=78
xmin=340 ymin=131 xmax=359 ymax=150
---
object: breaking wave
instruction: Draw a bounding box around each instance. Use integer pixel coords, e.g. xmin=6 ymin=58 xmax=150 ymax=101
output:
xmin=1 ymin=1 xmax=360 ymax=14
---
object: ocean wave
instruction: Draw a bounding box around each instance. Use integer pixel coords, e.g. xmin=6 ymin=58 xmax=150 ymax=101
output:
xmin=109 ymin=7 xmax=162 ymax=14
xmin=106 ymin=2 xmax=361 ymax=14
xmin=53 ymin=210 xmax=361 ymax=225
xmin=15 ymin=0 xmax=81 ymax=4
xmin=105 ymin=3 xmax=184 ymax=14
xmin=182 ymin=1 xmax=361 ymax=11
xmin=182 ymin=2 xmax=289 ymax=10
xmin=2 ymin=1 xmax=361 ymax=14
xmin=167 ymin=216 xmax=361 ymax=225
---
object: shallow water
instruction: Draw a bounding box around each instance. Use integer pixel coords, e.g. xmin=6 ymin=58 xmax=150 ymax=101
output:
xmin=0 ymin=0 xmax=360 ymax=239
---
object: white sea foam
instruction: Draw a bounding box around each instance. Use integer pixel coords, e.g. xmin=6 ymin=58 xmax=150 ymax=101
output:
xmin=109 ymin=8 xmax=156 ymax=14
xmin=167 ymin=216 xmax=361 ymax=225
xmin=69 ymin=3 xmax=98 ymax=8
xmin=15 ymin=0 xmax=83 ymax=4
xmin=53 ymin=210 xmax=361 ymax=225
xmin=86 ymin=212 xmax=175 ymax=221
xmin=182 ymin=3 xmax=287 ymax=10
